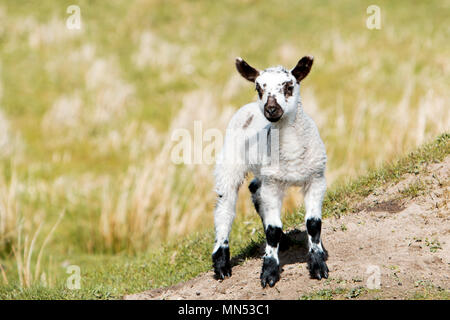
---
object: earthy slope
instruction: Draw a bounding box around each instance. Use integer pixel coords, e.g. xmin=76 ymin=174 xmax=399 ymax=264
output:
xmin=125 ymin=156 xmax=449 ymax=300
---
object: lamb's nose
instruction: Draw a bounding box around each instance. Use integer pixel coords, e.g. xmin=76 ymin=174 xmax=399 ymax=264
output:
xmin=268 ymin=106 xmax=277 ymax=115
xmin=265 ymin=96 xmax=279 ymax=114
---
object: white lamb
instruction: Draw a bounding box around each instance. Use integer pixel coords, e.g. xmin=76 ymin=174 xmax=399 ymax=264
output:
xmin=212 ymin=56 xmax=329 ymax=288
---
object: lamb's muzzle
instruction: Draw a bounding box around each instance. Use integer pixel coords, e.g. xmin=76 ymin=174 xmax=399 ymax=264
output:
xmin=264 ymin=95 xmax=283 ymax=122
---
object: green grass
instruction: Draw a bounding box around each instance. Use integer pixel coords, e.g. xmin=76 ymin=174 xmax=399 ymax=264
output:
xmin=1 ymin=0 xmax=449 ymax=256
xmin=0 ymin=133 xmax=447 ymax=299
xmin=300 ymin=287 xmax=348 ymax=300
xmin=400 ymin=180 xmax=428 ymax=198
xmin=411 ymin=280 xmax=450 ymax=300
xmin=301 ymin=284 xmax=450 ymax=300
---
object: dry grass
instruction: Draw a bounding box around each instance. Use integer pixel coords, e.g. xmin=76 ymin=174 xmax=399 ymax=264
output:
xmin=0 ymin=167 xmax=64 ymax=288
xmin=98 ymin=91 xmax=238 ymax=251
xmin=0 ymin=170 xmax=19 ymax=254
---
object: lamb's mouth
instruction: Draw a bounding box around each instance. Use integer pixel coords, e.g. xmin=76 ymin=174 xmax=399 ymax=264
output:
xmin=264 ymin=110 xmax=283 ymax=122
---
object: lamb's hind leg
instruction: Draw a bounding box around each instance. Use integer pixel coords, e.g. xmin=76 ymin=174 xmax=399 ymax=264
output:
xmin=303 ymin=174 xmax=329 ymax=280
xmin=249 ymin=177 xmax=262 ymax=215
xmin=249 ymin=177 xmax=290 ymax=251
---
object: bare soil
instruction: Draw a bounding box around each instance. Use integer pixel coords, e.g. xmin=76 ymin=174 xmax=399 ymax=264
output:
xmin=125 ymin=157 xmax=450 ymax=300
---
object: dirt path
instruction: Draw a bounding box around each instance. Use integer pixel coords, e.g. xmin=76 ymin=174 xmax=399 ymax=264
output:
xmin=125 ymin=157 xmax=450 ymax=300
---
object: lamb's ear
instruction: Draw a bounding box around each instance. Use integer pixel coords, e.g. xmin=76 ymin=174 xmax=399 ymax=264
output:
xmin=291 ymin=56 xmax=314 ymax=83
xmin=235 ymin=57 xmax=260 ymax=82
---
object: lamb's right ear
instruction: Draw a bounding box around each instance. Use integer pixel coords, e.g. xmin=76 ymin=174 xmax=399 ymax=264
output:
xmin=291 ymin=56 xmax=314 ymax=83
xmin=235 ymin=57 xmax=260 ymax=82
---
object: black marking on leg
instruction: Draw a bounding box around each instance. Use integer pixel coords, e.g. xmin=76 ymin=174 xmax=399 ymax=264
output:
xmin=252 ymin=199 xmax=259 ymax=214
xmin=306 ymin=217 xmax=321 ymax=244
xmin=248 ymin=178 xmax=261 ymax=194
xmin=212 ymin=246 xmax=231 ymax=280
xmin=265 ymin=225 xmax=282 ymax=248
xmin=249 ymin=179 xmax=262 ymax=214
xmin=306 ymin=218 xmax=328 ymax=279
xmin=278 ymin=231 xmax=292 ymax=252
xmin=251 ymin=195 xmax=260 ymax=214
xmin=260 ymin=256 xmax=280 ymax=288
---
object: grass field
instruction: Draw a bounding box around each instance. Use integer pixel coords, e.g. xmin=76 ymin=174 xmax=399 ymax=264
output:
xmin=0 ymin=0 xmax=449 ymax=298
xmin=1 ymin=133 xmax=448 ymax=299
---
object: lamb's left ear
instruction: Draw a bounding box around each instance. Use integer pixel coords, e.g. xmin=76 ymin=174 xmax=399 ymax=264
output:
xmin=235 ymin=57 xmax=260 ymax=82
xmin=291 ymin=56 xmax=314 ymax=83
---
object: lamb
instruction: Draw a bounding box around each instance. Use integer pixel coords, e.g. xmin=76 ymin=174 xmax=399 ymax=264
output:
xmin=212 ymin=56 xmax=329 ymax=288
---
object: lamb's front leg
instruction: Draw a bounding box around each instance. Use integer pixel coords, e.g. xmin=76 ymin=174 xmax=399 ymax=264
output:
xmin=212 ymin=158 xmax=247 ymax=280
xmin=212 ymin=187 xmax=238 ymax=280
xmin=258 ymin=182 xmax=285 ymax=288
xmin=303 ymin=174 xmax=329 ymax=280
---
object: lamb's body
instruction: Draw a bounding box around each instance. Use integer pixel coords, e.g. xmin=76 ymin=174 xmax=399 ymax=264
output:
xmin=215 ymin=101 xmax=326 ymax=191
xmin=213 ymin=57 xmax=329 ymax=288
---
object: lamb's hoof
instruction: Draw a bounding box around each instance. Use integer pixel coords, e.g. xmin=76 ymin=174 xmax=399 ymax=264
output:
xmin=307 ymin=249 xmax=329 ymax=280
xmin=260 ymin=256 xmax=280 ymax=288
xmin=212 ymin=246 xmax=232 ymax=280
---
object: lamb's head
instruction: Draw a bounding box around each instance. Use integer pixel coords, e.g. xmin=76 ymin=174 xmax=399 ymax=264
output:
xmin=235 ymin=56 xmax=313 ymax=122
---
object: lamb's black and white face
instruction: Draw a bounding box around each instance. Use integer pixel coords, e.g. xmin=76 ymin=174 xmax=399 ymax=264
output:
xmin=235 ymin=56 xmax=314 ymax=122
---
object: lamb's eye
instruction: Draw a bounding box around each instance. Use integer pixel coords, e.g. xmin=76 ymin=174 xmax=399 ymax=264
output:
xmin=255 ymin=84 xmax=263 ymax=99
xmin=284 ymin=84 xmax=294 ymax=97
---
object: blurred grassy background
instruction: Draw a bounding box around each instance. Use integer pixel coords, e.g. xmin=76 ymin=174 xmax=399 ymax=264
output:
xmin=0 ymin=0 xmax=449 ymax=294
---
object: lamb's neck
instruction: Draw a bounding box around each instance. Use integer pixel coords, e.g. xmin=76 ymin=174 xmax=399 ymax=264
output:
xmin=270 ymin=99 xmax=306 ymax=136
